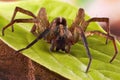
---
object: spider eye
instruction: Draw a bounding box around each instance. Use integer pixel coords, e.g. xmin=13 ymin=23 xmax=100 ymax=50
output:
xmin=56 ymin=17 xmax=67 ymax=26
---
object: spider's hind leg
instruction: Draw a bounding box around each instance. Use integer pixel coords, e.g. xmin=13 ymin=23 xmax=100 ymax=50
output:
xmin=2 ymin=18 xmax=37 ymax=36
xmin=86 ymin=18 xmax=110 ymax=44
xmin=2 ymin=7 xmax=37 ymax=36
xmin=85 ymin=30 xmax=118 ymax=63
xmin=10 ymin=7 xmax=36 ymax=32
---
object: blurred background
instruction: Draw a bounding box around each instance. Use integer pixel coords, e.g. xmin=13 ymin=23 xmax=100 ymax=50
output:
xmin=1 ymin=0 xmax=120 ymax=40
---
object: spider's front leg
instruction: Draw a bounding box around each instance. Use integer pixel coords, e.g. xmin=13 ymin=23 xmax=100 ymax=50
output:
xmin=49 ymin=39 xmax=56 ymax=52
xmin=85 ymin=31 xmax=118 ymax=63
xmin=31 ymin=7 xmax=49 ymax=36
xmin=69 ymin=23 xmax=92 ymax=73
xmin=15 ymin=28 xmax=50 ymax=53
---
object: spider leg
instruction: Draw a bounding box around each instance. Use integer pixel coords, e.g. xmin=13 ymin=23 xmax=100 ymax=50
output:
xmin=50 ymin=39 xmax=56 ymax=52
xmin=78 ymin=27 xmax=92 ymax=73
xmin=85 ymin=31 xmax=118 ymax=63
xmin=37 ymin=7 xmax=49 ymax=27
xmin=10 ymin=7 xmax=36 ymax=32
xmin=73 ymin=8 xmax=110 ymax=42
xmin=73 ymin=8 xmax=110 ymax=44
xmin=73 ymin=8 xmax=85 ymax=25
xmin=65 ymin=30 xmax=74 ymax=53
xmin=30 ymin=24 xmax=37 ymax=36
xmin=70 ymin=23 xmax=92 ymax=72
xmin=2 ymin=18 xmax=37 ymax=36
xmin=15 ymin=28 xmax=50 ymax=53
xmin=30 ymin=8 xmax=50 ymax=35
xmin=86 ymin=18 xmax=110 ymax=44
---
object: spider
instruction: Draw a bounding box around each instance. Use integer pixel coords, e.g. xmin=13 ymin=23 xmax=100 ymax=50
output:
xmin=2 ymin=7 xmax=118 ymax=72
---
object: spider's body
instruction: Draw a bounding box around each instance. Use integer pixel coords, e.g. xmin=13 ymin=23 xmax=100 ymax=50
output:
xmin=2 ymin=7 xmax=118 ymax=72
xmin=45 ymin=17 xmax=73 ymax=53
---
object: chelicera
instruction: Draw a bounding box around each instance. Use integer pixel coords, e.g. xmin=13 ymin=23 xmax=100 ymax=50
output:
xmin=2 ymin=7 xmax=118 ymax=72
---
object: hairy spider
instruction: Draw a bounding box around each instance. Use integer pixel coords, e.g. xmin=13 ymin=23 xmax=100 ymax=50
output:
xmin=2 ymin=7 xmax=118 ymax=72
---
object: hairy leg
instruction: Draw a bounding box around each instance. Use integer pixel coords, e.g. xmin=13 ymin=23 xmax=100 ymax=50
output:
xmin=72 ymin=8 xmax=110 ymax=41
xmin=86 ymin=18 xmax=110 ymax=44
xmin=15 ymin=28 xmax=50 ymax=53
xmin=2 ymin=18 xmax=37 ymax=36
xmin=79 ymin=27 xmax=92 ymax=73
xmin=10 ymin=7 xmax=36 ymax=32
xmin=73 ymin=8 xmax=85 ymax=25
xmin=73 ymin=8 xmax=110 ymax=44
xmin=30 ymin=24 xmax=38 ymax=36
xmin=37 ymin=7 xmax=49 ymax=26
xmin=70 ymin=23 xmax=92 ymax=72
xmin=65 ymin=43 xmax=71 ymax=53
xmin=50 ymin=39 xmax=56 ymax=52
xmin=85 ymin=30 xmax=118 ymax=63
xmin=30 ymin=8 xmax=50 ymax=35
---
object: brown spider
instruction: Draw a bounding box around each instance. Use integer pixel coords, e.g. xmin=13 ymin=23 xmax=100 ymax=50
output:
xmin=2 ymin=7 xmax=118 ymax=72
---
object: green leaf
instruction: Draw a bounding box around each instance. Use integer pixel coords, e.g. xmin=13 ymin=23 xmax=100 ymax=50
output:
xmin=0 ymin=0 xmax=120 ymax=80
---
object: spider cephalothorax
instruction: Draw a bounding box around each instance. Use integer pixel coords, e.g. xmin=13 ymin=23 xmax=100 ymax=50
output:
xmin=53 ymin=17 xmax=67 ymax=37
xmin=48 ymin=17 xmax=72 ymax=53
xmin=2 ymin=7 xmax=118 ymax=72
